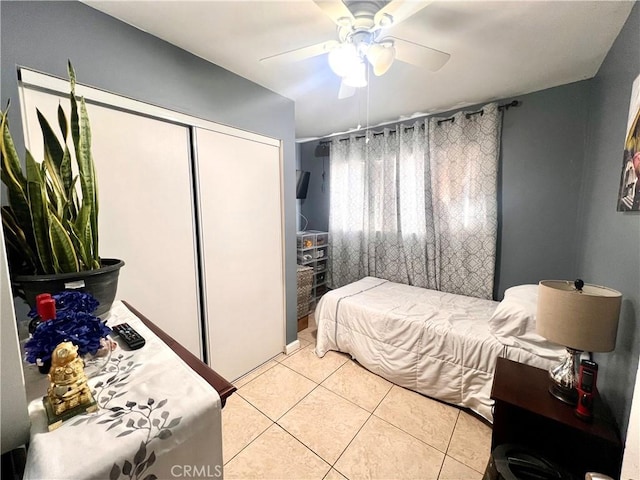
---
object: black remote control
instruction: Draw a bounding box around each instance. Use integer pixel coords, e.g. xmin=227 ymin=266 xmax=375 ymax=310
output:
xmin=112 ymin=323 xmax=146 ymax=350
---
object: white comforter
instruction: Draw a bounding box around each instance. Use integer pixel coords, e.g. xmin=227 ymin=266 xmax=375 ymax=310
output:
xmin=315 ymin=277 xmax=560 ymax=422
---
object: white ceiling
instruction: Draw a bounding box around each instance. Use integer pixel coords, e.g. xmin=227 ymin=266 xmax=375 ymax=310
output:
xmin=84 ymin=0 xmax=634 ymax=141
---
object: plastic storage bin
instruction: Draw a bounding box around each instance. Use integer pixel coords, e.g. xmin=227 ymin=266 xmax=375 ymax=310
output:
xmin=296 ymin=230 xmax=330 ymax=308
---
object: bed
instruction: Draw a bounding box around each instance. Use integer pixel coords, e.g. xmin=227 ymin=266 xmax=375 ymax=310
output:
xmin=314 ymin=277 xmax=565 ymax=422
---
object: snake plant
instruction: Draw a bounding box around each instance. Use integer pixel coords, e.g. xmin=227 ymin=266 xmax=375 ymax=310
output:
xmin=1 ymin=61 xmax=100 ymax=275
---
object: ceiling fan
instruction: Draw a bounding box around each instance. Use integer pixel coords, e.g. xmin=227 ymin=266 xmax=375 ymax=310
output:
xmin=260 ymin=0 xmax=451 ymax=99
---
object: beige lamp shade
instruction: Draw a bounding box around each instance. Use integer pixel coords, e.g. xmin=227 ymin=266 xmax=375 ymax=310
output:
xmin=536 ymin=280 xmax=622 ymax=352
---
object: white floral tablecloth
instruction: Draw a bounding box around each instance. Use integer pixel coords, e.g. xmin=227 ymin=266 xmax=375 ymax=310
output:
xmin=23 ymin=301 xmax=223 ymax=480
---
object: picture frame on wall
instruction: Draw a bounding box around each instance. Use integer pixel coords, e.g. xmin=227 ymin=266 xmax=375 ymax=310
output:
xmin=617 ymin=73 xmax=640 ymax=211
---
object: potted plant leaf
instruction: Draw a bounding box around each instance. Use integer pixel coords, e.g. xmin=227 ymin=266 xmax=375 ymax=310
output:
xmin=1 ymin=61 xmax=123 ymax=316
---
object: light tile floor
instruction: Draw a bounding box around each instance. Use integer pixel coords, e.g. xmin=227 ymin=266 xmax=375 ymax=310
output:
xmin=222 ymin=315 xmax=492 ymax=480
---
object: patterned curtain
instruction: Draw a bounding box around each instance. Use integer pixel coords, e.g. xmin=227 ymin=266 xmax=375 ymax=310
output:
xmin=328 ymin=134 xmax=368 ymax=288
xmin=428 ymin=103 xmax=501 ymax=299
xmin=328 ymin=103 xmax=501 ymax=299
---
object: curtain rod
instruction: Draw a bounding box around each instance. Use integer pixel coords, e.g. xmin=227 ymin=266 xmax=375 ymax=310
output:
xmin=498 ymin=100 xmax=520 ymax=111
xmin=321 ymin=100 xmax=521 ymax=144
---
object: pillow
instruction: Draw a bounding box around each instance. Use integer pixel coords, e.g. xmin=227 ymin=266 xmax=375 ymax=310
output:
xmin=489 ymin=284 xmax=539 ymax=338
xmin=489 ymin=284 xmax=565 ymax=361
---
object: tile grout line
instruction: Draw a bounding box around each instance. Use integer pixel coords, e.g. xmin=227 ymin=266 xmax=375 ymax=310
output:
xmin=236 ymin=349 xmax=330 ymax=422
xmin=268 ymin=375 xmax=350 ymax=477
xmin=329 ymin=380 xmax=397 ymax=478
xmin=287 ymin=347 xmax=386 ymax=410
xmin=317 ymin=362 xmax=383 ymax=413
xmin=434 ymin=411 xmax=458 ymax=480
xmin=236 ymin=372 xmax=317 ymax=424
xmin=271 ymin=421 xmax=333 ymax=478
xmin=367 ymin=414 xmax=450 ymax=479
xmin=233 ymin=360 xmax=279 ymax=389
xmin=228 ymin=377 xmax=327 ymax=472
xmin=303 ymin=357 xmax=462 ymax=473
xmin=353 ymin=383 xmax=471 ymax=479
xmin=367 ymin=384 xmax=458 ymax=459
xmin=278 ymin=351 xmax=349 ymax=386
xmin=228 ymin=333 xmax=487 ymax=479
xmin=273 ymin=381 xmax=323 ymax=423
xmin=440 ymin=410 xmax=487 ymax=476
xmin=222 ymin=417 xmax=275 ymax=467
xmin=370 ymin=407 xmax=459 ymax=459
xmin=234 ymin=340 xmax=305 ymax=385
xmin=276 ymin=340 xmax=313 ymax=363
xmin=224 ymin=380 xmax=279 ymax=467
xmin=330 ymin=413 xmax=372 ymax=480
xmin=226 ymin=336 xmax=348 ymax=476
xmin=275 ymin=358 xmax=390 ymax=479
xmin=389 ymin=383 xmax=491 ymax=471
xmin=443 ymin=409 xmax=461 ymax=456
xmin=276 ymin=353 xmax=379 ymax=479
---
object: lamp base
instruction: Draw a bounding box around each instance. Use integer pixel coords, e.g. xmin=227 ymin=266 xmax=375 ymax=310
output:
xmin=549 ymin=382 xmax=578 ymax=405
xmin=548 ymin=347 xmax=582 ymax=406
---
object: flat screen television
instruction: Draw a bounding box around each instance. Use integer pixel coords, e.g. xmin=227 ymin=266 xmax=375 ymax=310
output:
xmin=296 ymin=170 xmax=310 ymax=199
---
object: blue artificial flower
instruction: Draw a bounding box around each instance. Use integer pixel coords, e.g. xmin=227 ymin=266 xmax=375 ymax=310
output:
xmin=27 ymin=290 xmax=100 ymax=318
xmin=24 ymin=292 xmax=110 ymax=365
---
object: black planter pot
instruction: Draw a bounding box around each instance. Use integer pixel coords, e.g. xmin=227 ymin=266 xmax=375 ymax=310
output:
xmin=13 ymin=258 xmax=125 ymax=317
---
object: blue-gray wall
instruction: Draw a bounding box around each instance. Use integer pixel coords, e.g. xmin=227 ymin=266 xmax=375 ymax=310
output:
xmin=498 ymin=83 xmax=590 ymax=299
xmin=0 ymin=1 xmax=298 ymax=345
xmin=299 ymin=141 xmax=331 ymax=232
xmin=576 ymin=3 xmax=639 ymax=441
xmin=300 ymin=3 xmax=639 ymax=439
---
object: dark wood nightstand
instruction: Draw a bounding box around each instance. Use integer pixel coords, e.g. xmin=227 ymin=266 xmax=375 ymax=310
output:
xmin=491 ymin=357 xmax=622 ymax=479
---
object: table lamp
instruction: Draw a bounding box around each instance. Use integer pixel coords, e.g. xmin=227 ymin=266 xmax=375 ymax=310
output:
xmin=536 ymin=279 xmax=622 ymax=405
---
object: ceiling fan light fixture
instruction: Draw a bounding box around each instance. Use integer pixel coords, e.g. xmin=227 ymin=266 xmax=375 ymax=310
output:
xmin=328 ymin=43 xmax=359 ymax=78
xmin=342 ymin=59 xmax=368 ymax=88
xmin=377 ymin=12 xmax=394 ymax=28
xmin=367 ymin=43 xmax=396 ymax=76
xmin=336 ymin=16 xmax=352 ymax=28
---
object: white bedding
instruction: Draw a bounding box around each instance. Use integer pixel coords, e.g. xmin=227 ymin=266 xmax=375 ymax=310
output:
xmin=315 ymin=277 xmax=563 ymax=422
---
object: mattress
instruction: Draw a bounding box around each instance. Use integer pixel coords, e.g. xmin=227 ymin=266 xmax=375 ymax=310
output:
xmin=315 ymin=277 xmax=560 ymax=422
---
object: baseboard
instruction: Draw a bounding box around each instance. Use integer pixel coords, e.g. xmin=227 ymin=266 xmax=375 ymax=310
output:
xmin=297 ymin=315 xmax=309 ymax=332
xmin=285 ymin=340 xmax=301 ymax=355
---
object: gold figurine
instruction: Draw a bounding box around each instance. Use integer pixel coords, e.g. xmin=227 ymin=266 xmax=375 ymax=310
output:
xmin=43 ymin=342 xmax=98 ymax=430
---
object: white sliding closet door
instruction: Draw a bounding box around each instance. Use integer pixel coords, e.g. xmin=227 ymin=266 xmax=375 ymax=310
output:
xmin=196 ymin=127 xmax=284 ymax=381
xmin=19 ymin=84 xmax=202 ymax=357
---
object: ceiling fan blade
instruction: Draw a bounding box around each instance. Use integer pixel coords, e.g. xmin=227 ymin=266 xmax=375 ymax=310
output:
xmin=260 ymin=40 xmax=339 ymax=66
xmin=391 ymin=36 xmax=450 ymax=72
xmin=312 ymin=0 xmax=356 ymax=26
xmin=338 ymin=80 xmax=356 ymax=99
xmin=374 ymin=0 xmax=433 ymax=29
